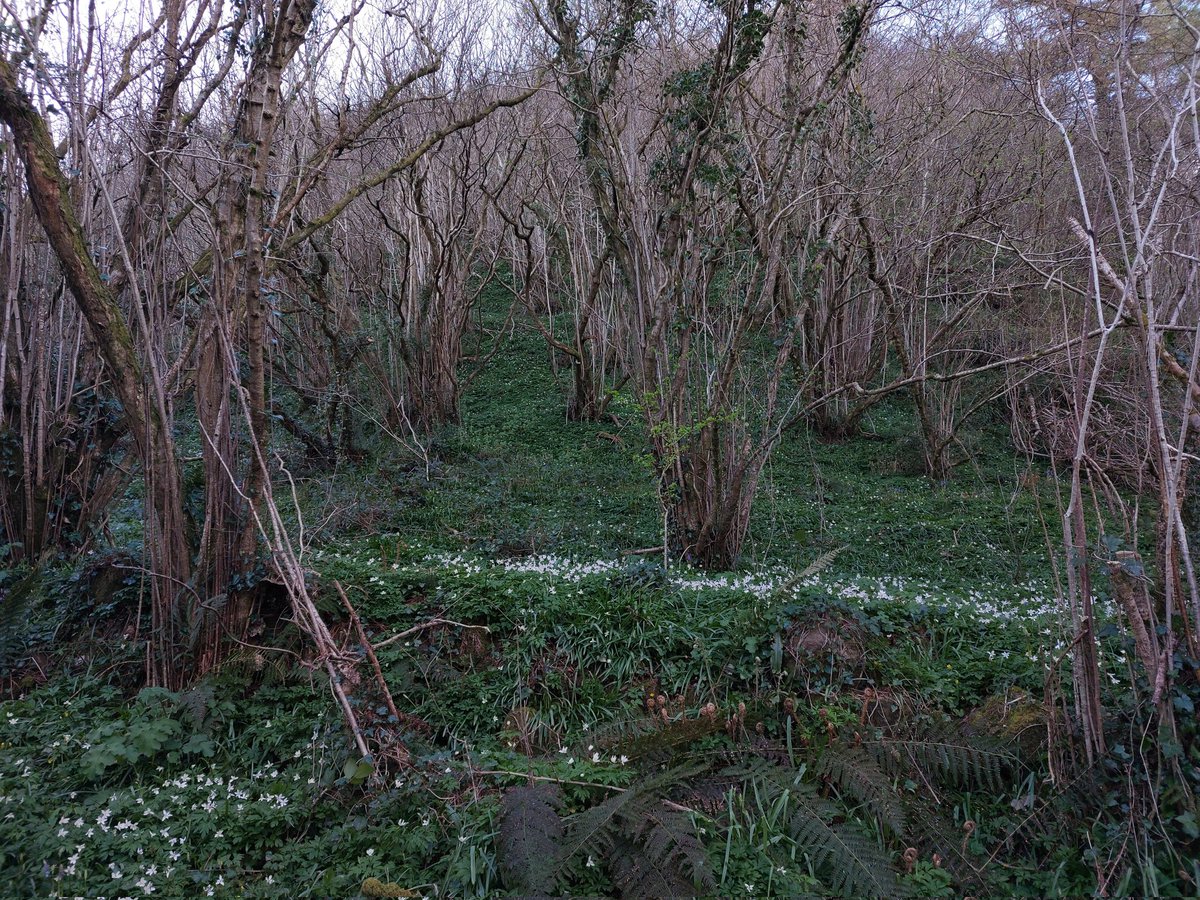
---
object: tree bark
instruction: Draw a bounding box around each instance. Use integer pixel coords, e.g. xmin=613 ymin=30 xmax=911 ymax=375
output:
xmin=193 ymin=0 xmax=318 ymax=672
xmin=0 ymin=55 xmax=192 ymax=686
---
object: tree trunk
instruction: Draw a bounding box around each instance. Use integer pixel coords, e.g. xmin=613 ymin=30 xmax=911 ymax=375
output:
xmin=658 ymin=422 xmax=764 ymax=570
xmin=0 ymin=56 xmax=192 ymax=686
xmin=192 ymin=0 xmax=317 ymax=672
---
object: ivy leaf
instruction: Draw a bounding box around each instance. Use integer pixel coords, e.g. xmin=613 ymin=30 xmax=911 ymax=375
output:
xmin=344 ymin=757 xmax=374 ymax=785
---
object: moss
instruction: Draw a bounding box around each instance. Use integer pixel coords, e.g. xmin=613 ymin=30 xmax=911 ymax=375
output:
xmin=967 ymin=690 xmax=1046 ymax=753
xmin=360 ymin=876 xmax=419 ymax=897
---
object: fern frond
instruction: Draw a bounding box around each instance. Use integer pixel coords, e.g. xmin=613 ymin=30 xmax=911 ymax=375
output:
xmin=814 ymin=744 xmax=906 ymax=835
xmin=902 ymin=795 xmax=980 ymax=887
xmin=727 ymin=755 xmax=906 ymax=897
xmin=868 ymin=725 xmax=1018 ymax=792
xmin=608 ymin=836 xmax=696 ymax=900
xmin=576 ymin=715 xmax=662 ymax=755
xmin=620 ymin=804 xmax=714 ymax=896
xmin=788 ymin=786 xmax=907 ymax=898
xmin=774 ymin=547 xmax=845 ymax=596
xmin=177 ymin=684 xmax=214 ymax=730
xmin=674 ymin=776 xmax=737 ymax=817
xmin=722 ymin=753 xmax=800 ymax=798
xmin=209 ymin=647 xmax=292 ymax=685
xmin=420 ymin=655 xmax=459 ymax=685
xmin=498 ymin=784 xmax=563 ymax=894
xmin=621 ymin=717 xmax=724 ymax=764
xmin=552 ymin=784 xmax=632 ymax=884
xmin=551 ymin=762 xmax=708 ymax=887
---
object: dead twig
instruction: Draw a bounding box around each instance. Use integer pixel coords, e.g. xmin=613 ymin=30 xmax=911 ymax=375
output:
xmin=374 ymin=618 xmax=491 ymax=649
xmin=335 ymin=580 xmax=411 ymax=766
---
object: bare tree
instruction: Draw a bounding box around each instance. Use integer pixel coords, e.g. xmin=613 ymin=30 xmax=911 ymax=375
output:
xmin=996 ymin=0 xmax=1200 ymax=762
xmin=536 ymin=0 xmax=876 ymax=567
xmin=0 ymin=0 xmax=534 ymax=683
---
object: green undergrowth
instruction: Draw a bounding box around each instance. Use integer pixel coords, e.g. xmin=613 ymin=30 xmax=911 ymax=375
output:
xmin=7 ymin=539 xmax=1188 ymax=898
xmin=292 ymin=315 xmax=1059 ymax=586
xmin=3 ymin=306 xmax=1197 ymax=898
xmin=313 ymin=539 xmax=1071 ymax=721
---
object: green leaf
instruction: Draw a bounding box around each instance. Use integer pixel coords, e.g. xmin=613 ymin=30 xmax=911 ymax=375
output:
xmin=1177 ymin=811 xmax=1200 ymax=840
xmin=344 ymin=757 xmax=374 ymax=785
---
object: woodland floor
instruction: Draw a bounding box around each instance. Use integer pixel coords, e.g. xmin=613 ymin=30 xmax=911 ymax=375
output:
xmin=0 ymin=318 xmax=1186 ymax=899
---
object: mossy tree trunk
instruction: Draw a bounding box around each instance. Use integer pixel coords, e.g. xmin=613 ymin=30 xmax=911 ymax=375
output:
xmin=0 ymin=54 xmax=193 ymax=686
xmin=542 ymin=0 xmax=872 ymax=569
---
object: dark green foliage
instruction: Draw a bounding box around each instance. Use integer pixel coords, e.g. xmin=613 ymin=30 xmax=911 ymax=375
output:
xmin=77 ymin=687 xmax=217 ymax=779
xmin=813 ymin=743 xmax=906 ymax=835
xmin=607 ymin=558 xmax=670 ymax=592
xmin=493 ymin=714 xmax=1021 ymax=899
xmin=620 ymin=805 xmax=711 ymax=894
xmin=177 ymin=683 xmax=214 ymax=730
xmin=4 ymin=245 xmax=1181 ymax=897
xmin=498 ymin=784 xmax=563 ymax=894
xmin=867 ymin=723 xmax=1019 ymax=793
xmin=609 ymin=837 xmax=697 ymax=898
xmin=0 ymin=383 xmax=125 ymax=564
xmin=209 ymin=644 xmax=299 ymax=686
xmin=0 ymin=567 xmax=37 ymax=674
xmin=786 ymin=787 xmax=904 ymax=898
xmin=581 ymin=712 xmax=725 ymax=764
xmin=496 ymin=763 xmax=715 ymax=899
xmin=729 ymin=754 xmax=904 ymax=898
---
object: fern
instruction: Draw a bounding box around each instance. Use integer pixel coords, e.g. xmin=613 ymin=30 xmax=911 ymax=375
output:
xmin=622 ymin=804 xmax=714 ymax=895
xmin=733 ymin=755 xmax=902 ymax=895
xmin=867 ymin=723 xmax=1018 ymax=792
xmin=787 ymin=785 xmax=907 ymax=898
xmin=773 ymin=546 xmax=846 ymax=597
xmin=609 ymin=837 xmax=696 ymax=898
xmin=552 ymin=782 xmax=636 ymax=884
xmin=574 ymin=715 xmax=663 ymax=755
xmin=522 ymin=762 xmax=713 ymax=898
xmin=581 ymin=713 xmax=723 ymax=764
xmin=814 ymin=743 xmax=906 ymax=835
xmin=863 ymin=723 xmax=1022 ymax=894
xmin=210 ymin=646 xmax=293 ymax=685
xmin=901 ymin=793 xmax=980 ymax=886
xmin=177 ymin=684 xmax=214 ymax=730
xmin=675 ymin=774 xmax=739 ymax=817
xmin=714 ymin=755 xmax=901 ymax=896
xmin=495 ymin=720 xmax=1012 ymax=898
xmin=696 ymin=745 xmax=797 ymax=810
xmin=498 ymin=784 xmax=563 ymax=895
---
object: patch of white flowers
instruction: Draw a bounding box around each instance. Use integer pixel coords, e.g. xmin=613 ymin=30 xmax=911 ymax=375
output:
xmin=373 ymin=547 xmax=1087 ymax=631
xmin=0 ymin=731 xmax=329 ymax=898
